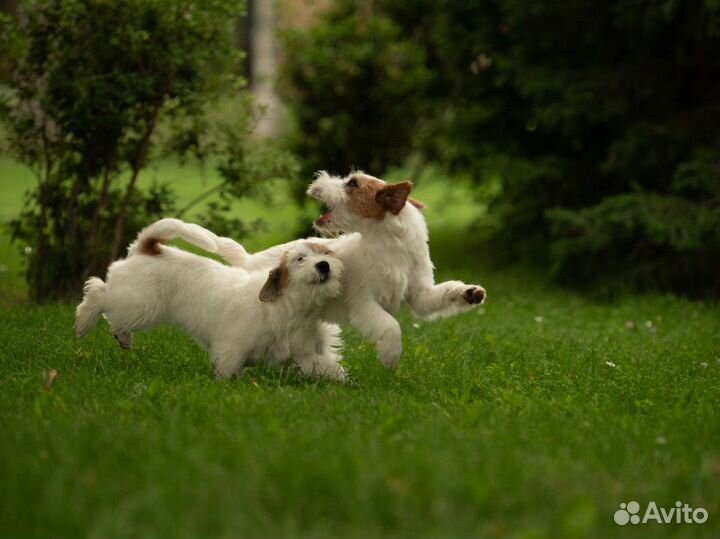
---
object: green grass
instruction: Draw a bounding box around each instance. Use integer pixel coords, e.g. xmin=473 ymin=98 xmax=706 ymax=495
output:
xmin=1 ymin=158 xmax=719 ymax=538
xmin=2 ymin=265 xmax=719 ymax=538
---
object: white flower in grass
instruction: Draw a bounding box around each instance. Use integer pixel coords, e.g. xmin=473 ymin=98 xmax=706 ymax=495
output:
xmin=645 ymin=320 xmax=653 ymax=328
xmin=625 ymin=320 xmax=636 ymax=330
xmin=605 ymin=361 xmax=616 ymax=368
xmin=412 ymin=323 xmax=420 ymax=329
xmin=24 ymin=246 xmax=33 ymax=255
xmin=699 ymin=362 xmax=708 ymax=368
xmin=655 ymin=436 xmax=667 ymax=445
xmin=534 ymin=316 xmax=544 ymax=323
xmin=132 ymin=383 xmax=147 ymax=397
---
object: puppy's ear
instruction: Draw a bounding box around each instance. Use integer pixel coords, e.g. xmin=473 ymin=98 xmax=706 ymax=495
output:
xmin=259 ymin=264 xmax=288 ymax=302
xmin=375 ymin=181 xmax=413 ymax=215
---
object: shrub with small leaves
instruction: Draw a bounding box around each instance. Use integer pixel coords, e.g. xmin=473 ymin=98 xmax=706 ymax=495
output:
xmin=1 ymin=0 xmax=296 ymax=301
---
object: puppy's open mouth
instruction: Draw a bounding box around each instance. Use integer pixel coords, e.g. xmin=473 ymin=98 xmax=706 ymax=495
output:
xmin=315 ymin=208 xmax=334 ymax=227
xmin=313 ymin=273 xmax=331 ymax=284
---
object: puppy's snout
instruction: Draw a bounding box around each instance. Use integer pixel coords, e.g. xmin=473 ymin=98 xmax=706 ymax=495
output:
xmin=315 ymin=261 xmax=330 ymax=275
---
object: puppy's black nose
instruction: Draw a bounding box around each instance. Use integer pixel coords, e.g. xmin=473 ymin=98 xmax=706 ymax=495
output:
xmin=315 ymin=261 xmax=330 ymax=275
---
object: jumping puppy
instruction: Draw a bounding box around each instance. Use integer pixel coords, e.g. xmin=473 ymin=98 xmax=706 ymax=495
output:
xmin=196 ymin=171 xmax=487 ymax=368
xmin=75 ymin=219 xmax=347 ymax=381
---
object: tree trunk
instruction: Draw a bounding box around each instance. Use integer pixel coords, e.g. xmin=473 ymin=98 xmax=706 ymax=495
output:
xmin=250 ymin=0 xmax=282 ymax=137
xmin=107 ymin=105 xmax=162 ymax=263
xmin=85 ymin=168 xmax=113 ymax=278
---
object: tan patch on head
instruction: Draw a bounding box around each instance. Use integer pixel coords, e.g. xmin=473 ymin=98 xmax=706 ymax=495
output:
xmin=347 ymin=176 xmax=387 ymax=219
xmin=346 ymin=174 xmax=414 ymax=219
xmin=259 ymin=255 xmax=289 ymax=302
xmin=140 ymin=237 xmax=163 ymax=256
xmin=306 ymin=242 xmax=334 ymax=255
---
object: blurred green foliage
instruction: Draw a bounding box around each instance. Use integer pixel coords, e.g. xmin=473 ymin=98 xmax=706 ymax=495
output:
xmin=0 ymin=0 xmax=296 ymax=301
xmin=281 ymin=0 xmax=720 ymax=297
xmin=279 ymin=1 xmax=432 ymax=178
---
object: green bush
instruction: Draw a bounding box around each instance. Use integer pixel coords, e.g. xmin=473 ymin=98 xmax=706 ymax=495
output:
xmin=1 ymin=0 xmax=295 ymax=301
xmin=548 ymin=192 xmax=720 ymax=296
xmin=446 ymin=1 xmax=720 ymax=296
xmin=279 ymin=0 xmax=431 ymax=179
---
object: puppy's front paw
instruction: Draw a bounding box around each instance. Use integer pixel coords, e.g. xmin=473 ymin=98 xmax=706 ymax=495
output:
xmin=315 ymin=361 xmax=348 ymax=383
xmin=463 ymin=286 xmax=486 ymax=305
xmin=377 ymin=337 xmax=402 ymax=369
xmin=331 ymin=365 xmax=349 ymax=383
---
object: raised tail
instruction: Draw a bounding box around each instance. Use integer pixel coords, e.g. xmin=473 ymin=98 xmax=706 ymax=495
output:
xmin=75 ymin=277 xmax=106 ymax=337
xmin=215 ymin=236 xmax=249 ymax=266
xmin=127 ymin=218 xmax=219 ymax=257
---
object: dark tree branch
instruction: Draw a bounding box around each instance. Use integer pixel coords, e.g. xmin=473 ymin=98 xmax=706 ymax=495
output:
xmin=176 ymin=183 xmax=224 ymax=218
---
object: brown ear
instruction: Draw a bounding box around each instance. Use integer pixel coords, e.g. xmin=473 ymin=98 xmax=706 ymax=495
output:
xmin=409 ymin=198 xmax=427 ymax=210
xmin=259 ymin=264 xmax=288 ymax=302
xmin=375 ymin=181 xmax=413 ymax=215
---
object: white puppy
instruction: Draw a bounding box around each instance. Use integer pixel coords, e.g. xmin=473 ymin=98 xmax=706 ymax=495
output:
xmin=186 ymin=171 xmax=486 ymax=368
xmin=74 ymin=218 xmax=347 ymax=381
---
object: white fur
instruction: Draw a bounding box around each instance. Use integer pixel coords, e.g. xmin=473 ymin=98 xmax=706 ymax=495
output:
xmin=75 ymin=221 xmax=347 ymax=381
xmin=188 ymin=171 xmax=487 ymax=368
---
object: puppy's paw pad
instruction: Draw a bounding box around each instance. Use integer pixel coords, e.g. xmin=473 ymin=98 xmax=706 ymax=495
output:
xmin=463 ymin=286 xmax=486 ymax=304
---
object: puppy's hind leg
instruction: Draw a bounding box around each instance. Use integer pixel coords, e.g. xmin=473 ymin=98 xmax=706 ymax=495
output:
xmin=75 ymin=277 xmax=106 ymax=338
xmin=102 ymin=314 xmax=134 ymax=350
xmin=112 ymin=329 xmax=133 ymax=350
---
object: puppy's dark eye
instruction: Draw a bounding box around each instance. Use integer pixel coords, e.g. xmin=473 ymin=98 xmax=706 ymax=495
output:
xmin=346 ymin=178 xmax=359 ymax=188
xmin=296 ymin=256 xmax=304 ymax=262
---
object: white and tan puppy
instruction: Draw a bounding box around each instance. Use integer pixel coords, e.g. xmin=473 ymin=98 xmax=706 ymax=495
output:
xmin=74 ymin=219 xmax=346 ymax=381
xmin=198 ymin=171 xmax=487 ymax=368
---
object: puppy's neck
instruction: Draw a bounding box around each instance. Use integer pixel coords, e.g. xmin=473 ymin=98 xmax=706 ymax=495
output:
xmin=364 ymin=205 xmax=429 ymax=251
xmin=275 ymin=289 xmax=333 ymax=318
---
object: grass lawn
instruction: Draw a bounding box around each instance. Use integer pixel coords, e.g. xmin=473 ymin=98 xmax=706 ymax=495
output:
xmin=1 ymin=159 xmax=719 ymax=538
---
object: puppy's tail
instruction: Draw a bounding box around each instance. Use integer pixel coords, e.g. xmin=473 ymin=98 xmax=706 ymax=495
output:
xmin=75 ymin=277 xmax=106 ymax=337
xmin=127 ymin=218 xmax=218 ymax=257
xmin=215 ymin=236 xmax=249 ymax=266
